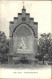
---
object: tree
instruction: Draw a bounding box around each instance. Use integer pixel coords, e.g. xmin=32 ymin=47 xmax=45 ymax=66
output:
xmin=48 ymin=38 xmax=52 ymax=61
xmin=0 ymin=31 xmax=9 ymax=63
xmin=38 ymin=33 xmax=52 ymax=64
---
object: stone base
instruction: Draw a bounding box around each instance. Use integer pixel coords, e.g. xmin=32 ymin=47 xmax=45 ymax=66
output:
xmin=8 ymin=54 xmax=38 ymax=64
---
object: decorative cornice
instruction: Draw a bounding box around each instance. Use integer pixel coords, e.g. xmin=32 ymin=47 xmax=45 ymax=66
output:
xmin=26 ymin=13 xmax=30 ymax=15
xmin=30 ymin=18 xmax=34 ymax=20
xmin=34 ymin=22 xmax=38 ymax=25
xmin=10 ymin=21 xmax=14 ymax=24
xmin=14 ymin=17 xmax=18 ymax=19
xmin=18 ymin=13 xmax=22 ymax=15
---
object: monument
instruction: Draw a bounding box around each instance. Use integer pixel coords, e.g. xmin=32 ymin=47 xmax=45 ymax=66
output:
xmin=8 ymin=5 xmax=38 ymax=64
xmin=17 ymin=37 xmax=30 ymax=53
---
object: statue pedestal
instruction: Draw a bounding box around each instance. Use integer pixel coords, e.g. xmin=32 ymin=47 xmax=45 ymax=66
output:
xmin=17 ymin=49 xmax=30 ymax=53
xmin=8 ymin=53 xmax=38 ymax=64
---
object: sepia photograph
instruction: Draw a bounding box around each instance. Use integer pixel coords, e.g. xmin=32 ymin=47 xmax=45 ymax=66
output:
xmin=0 ymin=0 xmax=52 ymax=79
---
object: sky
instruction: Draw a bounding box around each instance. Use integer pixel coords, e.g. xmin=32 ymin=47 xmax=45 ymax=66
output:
xmin=0 ymin=1 xmax=51 ymax=38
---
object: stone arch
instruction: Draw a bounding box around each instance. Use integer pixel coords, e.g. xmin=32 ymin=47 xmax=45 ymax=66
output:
xmin=12 ymin=23 xmax=35 ymax=37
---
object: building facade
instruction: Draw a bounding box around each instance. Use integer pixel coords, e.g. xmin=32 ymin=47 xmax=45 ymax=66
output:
xmin=9 ymin=6 xmax=38 ymax=64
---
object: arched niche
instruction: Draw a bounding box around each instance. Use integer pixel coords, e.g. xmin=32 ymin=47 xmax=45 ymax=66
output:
xmin=12 ymin=23 xmax=36 ymax=54
xmin=12 ymin=23 xmax=35 ymax=37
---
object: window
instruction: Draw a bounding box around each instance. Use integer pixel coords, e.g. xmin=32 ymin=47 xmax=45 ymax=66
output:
xmin=22 ymin=17 xmax=26 ymax=22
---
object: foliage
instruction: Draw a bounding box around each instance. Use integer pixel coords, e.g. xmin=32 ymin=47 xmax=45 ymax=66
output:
xmin=38 ymin=33 xmax=52 ymax=63
xmin=0 ymin=31 xmax=9 ymax=63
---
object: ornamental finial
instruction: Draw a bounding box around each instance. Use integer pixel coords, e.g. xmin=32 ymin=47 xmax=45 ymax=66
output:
xmin=23 ymin=2 xmax=25 ymax=9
